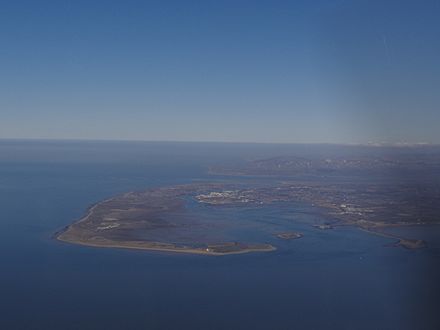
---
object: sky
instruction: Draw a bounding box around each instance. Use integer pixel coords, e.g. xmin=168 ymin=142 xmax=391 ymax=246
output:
xmin=1 ymin=0 xmax=439 ymax=144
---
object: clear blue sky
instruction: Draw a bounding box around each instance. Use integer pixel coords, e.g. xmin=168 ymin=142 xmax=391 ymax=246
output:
xmin=1 ymin=0 xmax=439 ymax=143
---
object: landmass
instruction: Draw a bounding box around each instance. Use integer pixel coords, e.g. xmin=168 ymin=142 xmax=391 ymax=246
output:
xmin=209 ymin=146 xmax=440 ymax=176
xmin=396 ymin=239 xmax=426 ymax=250
xmin=205 ymin=148 xmax=440 ymax=249
xmin=57 ymin=147 xmax=440 ymax=253
xmin=56 ymin=184 xmax=276 ymax=255
xmin=276 ymin=232 xmax=303 ymax=240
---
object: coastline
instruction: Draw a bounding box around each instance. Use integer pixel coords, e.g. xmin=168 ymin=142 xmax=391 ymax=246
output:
xmin=55 ymin=190 xmax=278 ymax=256
xmin=358 ymin=227 xmax=427 ymax=249
xmin=55 ymin=182 xmax=439 ymax=254
xmin=56 ymin=234 xmax=276 ymax=256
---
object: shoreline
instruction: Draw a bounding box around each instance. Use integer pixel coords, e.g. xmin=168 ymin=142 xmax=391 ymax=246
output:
xmin=358 ymin=227 xmax=427 ymax=249
xmin=56 ymin=235 xmax=277 ymax=256
xmin=55 ymin=184 xmax=438 ymax=254
xmin=55 ymin=191 xmax=277 ymax=256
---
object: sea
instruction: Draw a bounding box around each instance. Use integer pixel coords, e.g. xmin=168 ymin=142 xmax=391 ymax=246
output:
xmin=0 ymin=139 xmax=439 ymax=330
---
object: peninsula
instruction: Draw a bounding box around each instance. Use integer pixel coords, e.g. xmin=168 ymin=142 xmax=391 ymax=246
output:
xmin=56 ymin=184 xmax=276 ymax=255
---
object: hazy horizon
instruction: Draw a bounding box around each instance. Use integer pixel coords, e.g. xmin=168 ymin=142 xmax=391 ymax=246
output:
xmin=1 ymin=137 xmax=439 ymax=147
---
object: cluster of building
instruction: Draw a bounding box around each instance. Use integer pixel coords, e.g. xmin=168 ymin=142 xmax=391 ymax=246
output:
xmin=195 ymin=190 xmax=253 ymax=204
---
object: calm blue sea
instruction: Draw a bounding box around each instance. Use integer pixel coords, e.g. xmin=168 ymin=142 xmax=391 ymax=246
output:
xmin=0 ymin=140 xmax=439 ymax=330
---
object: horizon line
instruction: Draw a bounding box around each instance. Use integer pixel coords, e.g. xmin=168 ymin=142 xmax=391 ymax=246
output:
xmin=0 ymin=137 xmax=437 ymax=147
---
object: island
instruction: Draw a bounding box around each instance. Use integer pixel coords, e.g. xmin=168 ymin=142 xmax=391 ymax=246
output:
xmin=276 ymin=232 xmax=303 ymax=240
xmin=56 ymin=184 xmax=276 ymax=255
